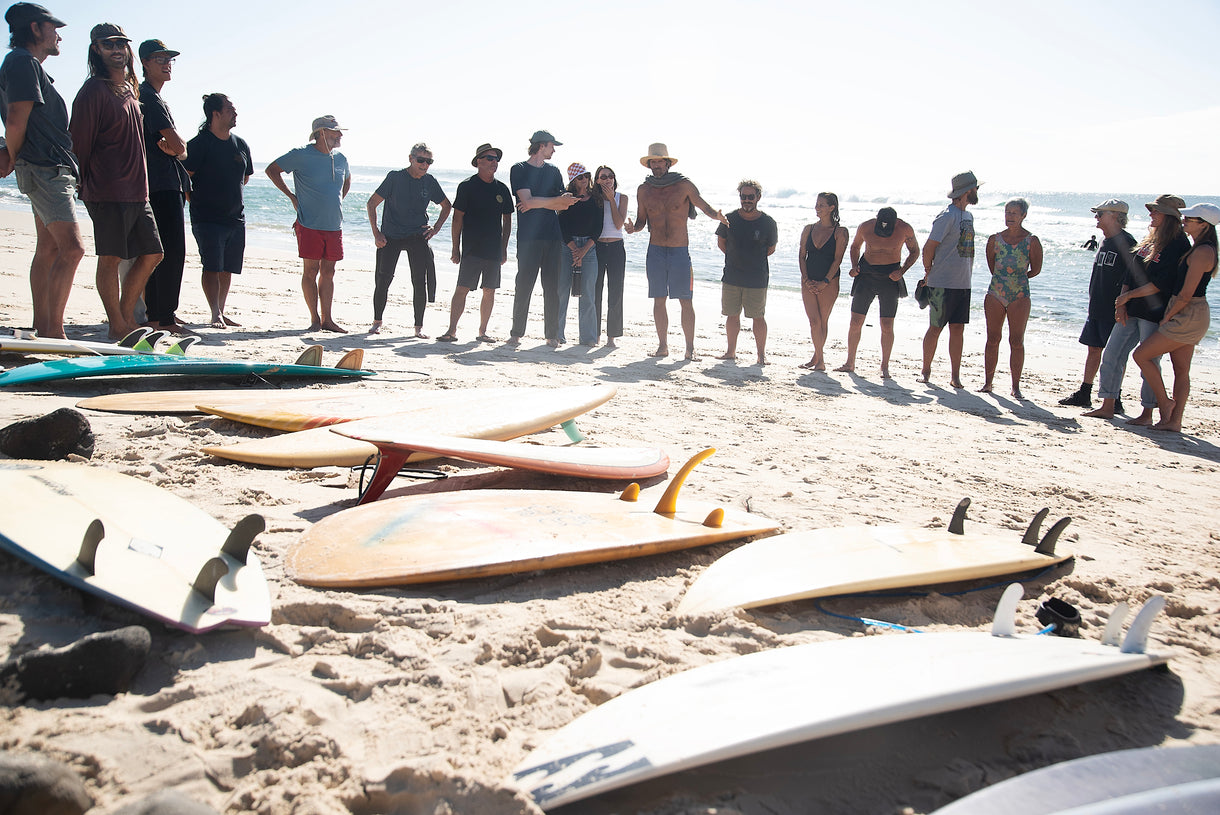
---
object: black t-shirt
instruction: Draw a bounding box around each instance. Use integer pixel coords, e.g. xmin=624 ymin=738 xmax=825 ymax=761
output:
xmin=716 ymin=210 xmax=778 ymax=288
xmin=139 ymin=81 xmax=188 ymax=194
xmin=453 ymin=174 xmax=513 ymax=260
xmin=0 ymin=48 xmax=76 ymax=172
xmin=1086 ymin=230 xmax=1135 ymax=320
xmin=1126 ymin=232 xmax=1190 ymax=322
xmin=559 ymin=196 xmax=603 ymax=242
xmin=510 ymin=161 xmax=564 ymax=241
xmin=182 ymin=130 xmax=253 ymax=225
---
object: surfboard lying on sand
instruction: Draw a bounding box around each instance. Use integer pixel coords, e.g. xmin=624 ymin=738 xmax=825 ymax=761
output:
xmin=201 ymin=384 xmax=617 ymax=468
xmin=0 ymin=460 xmax=270 ymax=633
xmin=287 ymin=448 xmax=780 ymax=587
xmin=0 ymin=345 xmax=369 ymax=386
xmin=332 ymin=429 xmax=669 ymax=503
xmin=930 ymin=744 xmax=1220 ymax=815
xmin=78 ymin=386 xmax=331 ymax=415
xmin=0 ymin=327 xmax=198 ymax=357
xmin=511 ymin=584 xmax=1170 ymax=810
xmin=677 ymin=498 xmax=1073 ymax=615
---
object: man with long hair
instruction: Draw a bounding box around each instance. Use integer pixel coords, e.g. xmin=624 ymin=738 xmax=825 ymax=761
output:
xmin=0 ymin=3 xmax=84 ymax=339
xmin=70 ymin=22 xmax=163 ymax=339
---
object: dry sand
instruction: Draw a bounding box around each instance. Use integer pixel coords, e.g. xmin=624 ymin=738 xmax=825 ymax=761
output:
xmin=1 ymin=207 xmax=1217 ymax=814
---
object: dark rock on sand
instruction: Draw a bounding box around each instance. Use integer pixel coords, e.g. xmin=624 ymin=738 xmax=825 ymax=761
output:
xmin=0 ymin=626 xmax=151 ymax=702
xmin=0 ymin=752 xmax=91 ymax=815
xmin=0 ymin=407 xmax=94 ymax=460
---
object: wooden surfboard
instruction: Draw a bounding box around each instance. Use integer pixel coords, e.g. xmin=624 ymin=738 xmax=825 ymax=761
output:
xmin=78 ymin=386 xmax=332 ymax=415
xmin=287 ymin=449 xmax=780 ymax=587
xmin=930 ymin=744 xmax=1220 ymax=815
xmin=0 ymin=345 xmax=370 ymax=386
xmin=0 ymin=460 xmax=270 ymax=633
xmin=511 ymin=584 xmax=1170 ymax=810
xmin=201 ymin=384 xmax=617 ymax=469
xmin=677 ymin=499 xmax=1073 ymax=615
xmin=331 ymin=429 xmax=669 ymax=503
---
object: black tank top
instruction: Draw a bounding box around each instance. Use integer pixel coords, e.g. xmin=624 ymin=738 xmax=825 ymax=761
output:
xmin=804 ymin=227 xmax=839 ymax=282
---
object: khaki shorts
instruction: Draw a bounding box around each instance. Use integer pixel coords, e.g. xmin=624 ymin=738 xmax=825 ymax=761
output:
xmin=722 ymin=283 xmax=767 ymax=319
xmin=1159 ymin=296 xmax=1210 ymax=345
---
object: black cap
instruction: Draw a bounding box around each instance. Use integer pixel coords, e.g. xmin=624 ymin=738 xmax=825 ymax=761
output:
xmin=874 ymin=207 xmax=897 ymax=238
xmin=5 ymin=3 xmax=66 ymax=30
xmin=138 ymin=39 xmax=180 ymax=60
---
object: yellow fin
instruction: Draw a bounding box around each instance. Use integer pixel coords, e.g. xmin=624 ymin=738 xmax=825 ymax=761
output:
xmin=702 ymin=508 xmax=724 ymax=528
xmin=653 ymin=448 xmax=715 ymax=515
xmin=619 ymin=483 xmax=640 ymax=502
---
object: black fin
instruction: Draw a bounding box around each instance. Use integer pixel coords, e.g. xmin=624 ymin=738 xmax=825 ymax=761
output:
xmin=1021 ymin=507 xmax=1050 ymax=546
xmin=1036 ymin=516 xmax=1072 ymax=555
xmin=191 ymin=557 xmax=229 ymax=603
xmin=221 ymin=514 xmax=265 ymax=562
xmin=948 ymin=497 xmax=971 ymax=535
xmin=75 ymin=519 xmax=105 ymax=574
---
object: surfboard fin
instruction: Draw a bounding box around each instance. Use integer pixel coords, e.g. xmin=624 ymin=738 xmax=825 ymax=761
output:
xmin=116 ymin=326 xmax=153 ymax=348
xmin=652 ymin=448 xmax=715 ymax=516
xmin=133 ymin=329 xmax=167 ymax=353
xmin=1101 ymin=602 xmax=1129 ymax=647
xmin=166 ymin=335 xmax=201 ymax=356
xmin=295 ymin=345 xmax=324 ymax=367
xmin=192 ymin=557 xmax=230 ymax=603
xmin=222 ymin=514 xmax=265 ymax=562
xmin=990 ymin=582 xmax=1023 ymax=637
xmin=1034 ymin=516 xmax=1071 ymax=555
xmin=702 ymin=508 xmax=724 ymax=528
xmin=1020 ymin=507 xmax=1050 ymax=545
xmin=561 ymin=419 xmax=584 ymax=443
xmin=1120 ymin=595 xmax=1166 ymax=654
xmin=75 ymin=519 xmax=105 ymax=575
xmin=334 ymin=349 xmax=364 ymax=370
xmin=948 ymin=497 xmax=971 ymax=535
xmin=619 ymin=483 xmax=640 ymax=502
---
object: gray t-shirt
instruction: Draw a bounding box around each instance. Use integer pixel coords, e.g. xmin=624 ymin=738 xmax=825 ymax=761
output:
xmin=374 ymin=169 xmax=445 ymax=239
xmin=926 ymin=204 xmax=974 ymax=289
xmin=0 ymin=48 xmax=77 ymax=174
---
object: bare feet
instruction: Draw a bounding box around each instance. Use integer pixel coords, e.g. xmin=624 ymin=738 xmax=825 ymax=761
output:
xmin=368 ymin=321 xmax=382 ymax=335
xmin=307 ymin=321 xmax=322 ymax=331
xmin=1152 ymin=420 xmax=1182 ymax=432
xmin=978 ymin=382 xmax=993 ymax=393
xmin=1126 ymin=410 xmax=1154 ymax=427
xmin=606 ymin=338 xmax=617 ymax=348
xmin=1082 ymin=407 xmax=1115 ymax=418
xmin=834 ymin=363 xmax=854 ymax=373
xmin=918 ymin=369 xmax=931 ymax=384
xmin=320 ymin=320 xmax=347 ymax=333
xmin=222 ymin=315 xmax=241 ymax=327
xmin=1011 ymin=388 xmax=1023 ymax=399
xmin=546 ymin=338 xmax=560 ymax=348
xmin=799 ymin=358 xmax=817 ymax=370
xmin=716 ymin=353 xmax=736 ymax=361
xmin=650 ymin=346 xmax=668 ymax=358
xmin=757 ymin=356 xmax=768 ymax=366
xmin=414 ymin=327 xmax=428 ymax=339
xmin=880 ymin=368 xmax=891 ymax=380
xmin=506 ymin=336 xmax=520 ymax=346
xmin=211 ymin=318 xmax=227 ymax=329
xmin=684 ymin=347 xmax=699 ymax=361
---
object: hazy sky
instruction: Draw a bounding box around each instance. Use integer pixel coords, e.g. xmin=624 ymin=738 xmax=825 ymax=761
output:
xmin=30 ymin=0 xmax=1220 ymax=197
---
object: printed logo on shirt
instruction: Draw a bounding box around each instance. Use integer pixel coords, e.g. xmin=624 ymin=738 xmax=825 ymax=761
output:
xmin=1097 ymin=250 xmax=1118 ymax=267
xmin=957 ymin=218 xmax=974 ymax=259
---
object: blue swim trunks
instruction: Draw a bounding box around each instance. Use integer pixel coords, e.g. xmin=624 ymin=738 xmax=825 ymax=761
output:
xmin=646 ymin=245 xmax=693 ymax=299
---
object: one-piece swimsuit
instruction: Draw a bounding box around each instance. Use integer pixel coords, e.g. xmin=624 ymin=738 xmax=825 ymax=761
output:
xmin=988 ymin=234 xmax=1031 ymax=306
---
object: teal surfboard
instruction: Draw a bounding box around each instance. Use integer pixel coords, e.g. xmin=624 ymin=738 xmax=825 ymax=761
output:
xmin=0 ymin=346 xmax=372 ymax=386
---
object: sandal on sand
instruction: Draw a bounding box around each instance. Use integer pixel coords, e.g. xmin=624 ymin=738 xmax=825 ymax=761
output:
xmin=476 ymin=334 xmax=495 ymax=343
xmin=436 ymin=333 xmax=458 ymax=342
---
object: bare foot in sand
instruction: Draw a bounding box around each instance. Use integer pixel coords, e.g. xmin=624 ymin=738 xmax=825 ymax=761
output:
xmin=950 ymin=379 xmax=964 ymax=389
xmin=684 ymin=347 xmax=699 ymax=361
xmin=320 ymin=320 xmax=347 ymax=333
xmin=919 ymin=369 xmax=931 ymax=384
xmin=307 ymin=321 xmax=322 ymax=331
xmin=834 ymin=363 xmax=854 ymax=373
xmin=211 ymin=317 xmax=227 ymax=329
xmin=716 ymin=353 xmax=736 ymax=361
xmin=978 ymin=382 xmax=993 ymax=393
xmin=546 ymin=338 xmax=560 ymax=348
xmin=757 ymin=356 xmax=769 ymax=366
xmin=1152 ymin=420 xmax=1182 ymax=432
xmin=1012 ymin=388 xmax=1023 ymax=399
xmin=368 ymin=321 xmax=382 ymax=335
xmin=606 ymin=338 xmax=617 ymax=348
xmin=650 ymin=346 xmax=668 ymax=358
xmin=1126 ymin=409 xmax=1154 ymax=426
xmin=414 ymin=327 xmax=428 ymax=339
xmin=1082 ymin=406 xmax=1115 ymax=418
xmin=799 ymin=358 xmax=817 ymax=370
xmin=222 ymin=315 xmax=241 ymax=327
xmin=880 ymin=368 xmax=892 ymax=380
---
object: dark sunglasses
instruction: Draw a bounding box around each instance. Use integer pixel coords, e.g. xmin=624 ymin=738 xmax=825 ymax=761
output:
xmin=740 ymin=194 xmax=757 ymax=201
xmin=479 ymin=154 xmax=500 ymax=162
xmin=414 ymin=156 xmax=434 ymax=165
xmin=96 ymin=38 xmax=128 ymax=51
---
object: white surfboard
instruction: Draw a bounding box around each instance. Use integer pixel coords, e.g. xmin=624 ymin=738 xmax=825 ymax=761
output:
xmin=511 ymin=585 xmax=1169 ymax=810
xmin=677 ymin=500 xmax=1072 ymax=615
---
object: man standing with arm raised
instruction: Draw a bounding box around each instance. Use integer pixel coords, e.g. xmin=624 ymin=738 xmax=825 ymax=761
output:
xmin=919 ymin=170 xmax=980 ymax=387
xmin=627 ymin=143 xmax=728 ymax=360
xmin=0 ymin=3 xmax=84 ymax=339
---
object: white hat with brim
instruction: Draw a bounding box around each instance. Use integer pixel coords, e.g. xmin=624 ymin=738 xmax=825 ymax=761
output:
xmin=640 ymin=143 xmax=677 ymax=168
xmin=1182 ymin=203 xmax=1220 ymax=226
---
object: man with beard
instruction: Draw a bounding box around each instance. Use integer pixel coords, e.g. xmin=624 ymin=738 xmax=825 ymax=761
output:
xmin=919 ymin=171 xmax=980 ymax=387
xmin=714 ymin=179 xmax=776 ymax=365
xmin=70 ymin=22 xmax=164 ymax=339
xmin=627 ymin=142 xmax=727 ymax=360
xmin=0 ymin=3 xmax=84 ymax=339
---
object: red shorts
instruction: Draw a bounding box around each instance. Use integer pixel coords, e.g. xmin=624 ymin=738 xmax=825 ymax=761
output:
xmin=293 ymin=221 xmax=344 ymax=261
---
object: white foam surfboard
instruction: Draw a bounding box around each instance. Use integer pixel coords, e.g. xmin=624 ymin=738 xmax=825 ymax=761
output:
xmin=511 ymin=584 xmax=1169 ymax=810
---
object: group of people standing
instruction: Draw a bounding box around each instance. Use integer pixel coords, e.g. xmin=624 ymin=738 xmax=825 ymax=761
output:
xmin=0 ymin=3 xmax=253 ymax=339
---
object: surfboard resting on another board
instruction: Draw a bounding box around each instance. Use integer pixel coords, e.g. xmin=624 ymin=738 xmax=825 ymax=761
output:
xmin=330 ymin=429 xmax=670 ymax=503
xmin=0 ymin=327 xmax=199 ymax=357
xmin=0 ymin=345 xmax=369 ymax=387
xmin=201 ymin=384 xmax=618 ymax=468
xmin=676 ymin=498 xmax=1074 ymax=615
xmin=286 ymin=448 xmax=780 ymax=587
xmin=511 ymin=583 xmax=1170 ymax=810
xmin=0 ymin=460 xmax=270 ymax=633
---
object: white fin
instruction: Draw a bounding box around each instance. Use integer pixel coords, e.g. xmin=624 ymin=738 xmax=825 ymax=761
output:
xmin=991 ymin=583 xmax=1024 ymax=637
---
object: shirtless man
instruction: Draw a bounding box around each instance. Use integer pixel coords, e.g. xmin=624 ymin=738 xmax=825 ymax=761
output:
xmin=836 ymin=206 xmax=919 ymax=378
xmin=626 ymin=143 xmax=727 ymax=360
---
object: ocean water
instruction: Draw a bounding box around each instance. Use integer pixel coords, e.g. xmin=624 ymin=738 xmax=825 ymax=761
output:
xmin=2 ymin=167 xmax=1217 ymax=365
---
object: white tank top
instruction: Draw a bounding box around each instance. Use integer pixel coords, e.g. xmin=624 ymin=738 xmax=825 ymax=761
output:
xmin=600 ymin=192 xmax=624 ymax=239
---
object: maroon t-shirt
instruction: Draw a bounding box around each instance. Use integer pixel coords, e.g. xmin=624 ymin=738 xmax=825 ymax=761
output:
xmin=69 ymin=76 xmax=148 ymax=203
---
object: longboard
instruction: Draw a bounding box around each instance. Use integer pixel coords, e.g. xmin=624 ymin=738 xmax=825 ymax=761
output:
xmin=78 ymin=387 xmax=331 ymax=415
xmin=201 ymin=384 xmax=617 ymax=469
xmin=331 ymin=429 xmax=669 ymax=504
xmin=0 ymin=327 xmax=199 ymax=357
xmin=511 ymin=584 xmax=1170 ymax=810
xmin=677 ymin=499 xmax=1073 ymax=615
xmin=287 ymin=448 xmax=780 ymax=587
xmin=931 ymin=744 xmax=1220 ymax=815
xmin=0 ymin=345 xmax=370 ymax=386
xmin=0 ymin=460 xmax=270 ymax=633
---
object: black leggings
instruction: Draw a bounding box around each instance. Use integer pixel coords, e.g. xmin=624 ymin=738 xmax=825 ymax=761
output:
xmin=373 ymin=234 xmax=437 ymax=325
xmin=144 ymin=190 xmax=185 ymax=324
xmin=594 ymin=239 xmax=626 ymax=338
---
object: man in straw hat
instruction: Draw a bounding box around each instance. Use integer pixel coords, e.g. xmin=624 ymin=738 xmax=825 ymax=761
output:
xmin=0 ymin=3 xmax=84 ymax=339
xmin=919 ymin=170 xmax=980 ymax=387
xmin=627 ymin=142 xmax=727 ymax=360
xmin=266 ymin=114 xmax=351 ymax=332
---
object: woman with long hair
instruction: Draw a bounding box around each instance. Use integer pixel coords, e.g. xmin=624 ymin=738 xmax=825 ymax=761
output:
xmin=1083 ymin=194 xmax=1190 ymax=423
xmin=555 ymin=163 xmax=602 ymax=346
xmin=594 ymin=165 xmax=630 ymax=348
xmin=798 ymin=192 xmax=847 ymax=370
xmin=1131 ymin=203 xmax=1217 ymax=431
xmin=980 ymin=198 xmax=1042 ymax=397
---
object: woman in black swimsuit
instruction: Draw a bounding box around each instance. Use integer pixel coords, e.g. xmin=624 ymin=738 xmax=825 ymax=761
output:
xmin=798 ymin=192 xmax=848 ymax=370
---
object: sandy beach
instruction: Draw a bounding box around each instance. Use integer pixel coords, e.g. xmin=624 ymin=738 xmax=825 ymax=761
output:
xmin=1 ymin=206 xmax=1218 ymax=814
